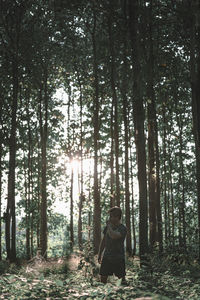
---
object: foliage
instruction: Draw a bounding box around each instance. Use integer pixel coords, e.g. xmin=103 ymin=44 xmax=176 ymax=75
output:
xmin=1 ymin=254 xmax=200 ymax=299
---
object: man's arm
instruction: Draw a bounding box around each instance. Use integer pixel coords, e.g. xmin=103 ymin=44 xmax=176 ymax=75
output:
xmin=98 ymin=235 xmax=105 ymax=263
xmin=107 ymin=223 xmax=122 ymax=240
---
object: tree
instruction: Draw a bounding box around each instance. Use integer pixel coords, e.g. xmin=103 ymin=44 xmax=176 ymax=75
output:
xmin=128 ymin=0 xmax=148 ymax=258
xmin=2 ymin=1 xmax=25 ymax=261
xmin=91 ymin=7 xmax=101 ymax=254
xmin=107 ymin=5 xmax=120 ymax=208
xmin=189 ymin=0 xmax=200 ymax=260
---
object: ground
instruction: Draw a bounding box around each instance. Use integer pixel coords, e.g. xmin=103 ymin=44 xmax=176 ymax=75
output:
xmin=0 ymin=252 xmax=200 ymax=299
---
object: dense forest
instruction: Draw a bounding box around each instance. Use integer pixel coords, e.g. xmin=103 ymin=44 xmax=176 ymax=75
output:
xmin=0 ymin=0 xmax=200 ymax=298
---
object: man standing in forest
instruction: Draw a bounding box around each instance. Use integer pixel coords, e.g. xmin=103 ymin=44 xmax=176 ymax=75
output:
xmin=98 ymin=206 xmax=127 ymax=284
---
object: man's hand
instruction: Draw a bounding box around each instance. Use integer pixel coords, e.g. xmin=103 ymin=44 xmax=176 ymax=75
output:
xmin=106 ymin=219 xmax=110 ymax=226
xmin=106 ymin=220 xmax=113 ymax=229
xmin=98 ymin=254 xmax=102 ymax=264
xmin=107 ymin=223 xmax=122 ymax=239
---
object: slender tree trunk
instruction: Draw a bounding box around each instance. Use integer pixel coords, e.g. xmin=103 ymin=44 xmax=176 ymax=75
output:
xmin=6 ymin=60 xmax=19 ymax=262
xmin=108 ymin=12 xmax=120 ymax=207
xmin=39 ymin=72 xmax=48 ymax=259
xmin=25 ymin=99 xmax=31 ymax=259
xmin=190 ymin=0 xmax=200 ymax=259
xmin=167 ymin=171 xmax=171 ymax=245
xmin=155 ymin=119 xmax=163 ymax=252
xmin=30 ymin=152 xmax=34 ymax=257
xmin=130 ymin=144 xmax=136 ymax=255
xmin=24 ymin=158 xmax=30 ymax=260
xmin=168 ymin=145 xmax=175 ymax=248
xmin=166 ymin=116 xmax=172 ymax=246
xmin=28 ymin=124 xmax=31 ymax=259
xmin=0 ymin=93 xmax=3 ymax=261
xmin=146 ymin=0 xmax=157 ymax=248
xmin=0 ymin=142 xmax=2 ymax=261
xmin=162 ymin=104 xmax=168 ymax=248
xmin=121 ymin=19 xmax=132 ymax=254
xmin=78 ymin=80 xmax=83 ymax=250
xmin=92 ymin=9 xmax=101 ymax=254
xmin=124 ymin=0 xmax=136 ymax=256
xmin=128 ymin=0 xmax=148 ymax=258
xmin=177 ymin=172 xmax=182 ymax=247
xmin=176 ymin=110 xmax=186 ymax=249
xmin=36 ymin=137 xmax=41 ymax=249
xmin=110 ymin=101 xmax=115 ymax=207
xmin=70 ymin=167 xmax=74 ymax=250
xmin=88 ymin=155 xmax=92 ymax=242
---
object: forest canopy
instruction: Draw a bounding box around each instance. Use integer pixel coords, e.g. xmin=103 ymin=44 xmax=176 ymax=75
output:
xmin=0 ymin=0 xmax=200 ymax=264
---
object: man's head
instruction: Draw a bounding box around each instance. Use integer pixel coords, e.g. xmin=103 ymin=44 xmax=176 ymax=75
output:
xmin=108 ymin=206 xmax=122 ymax=225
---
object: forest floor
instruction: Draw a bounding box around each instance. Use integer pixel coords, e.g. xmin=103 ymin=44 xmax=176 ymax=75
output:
xmin=0 ymin=251 xmax=200 ymax=299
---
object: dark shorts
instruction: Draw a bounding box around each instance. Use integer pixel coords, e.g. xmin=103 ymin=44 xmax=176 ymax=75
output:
xmin=99 ymin=256 xmax=126 ymax=278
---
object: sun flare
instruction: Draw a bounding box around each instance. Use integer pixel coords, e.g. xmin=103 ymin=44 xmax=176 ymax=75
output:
xmin=70 ymin=157 xmax=93 ymax=175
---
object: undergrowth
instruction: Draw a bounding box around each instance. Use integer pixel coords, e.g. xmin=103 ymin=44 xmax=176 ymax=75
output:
xmin=0 ymin=251 xmax=200 ymax=299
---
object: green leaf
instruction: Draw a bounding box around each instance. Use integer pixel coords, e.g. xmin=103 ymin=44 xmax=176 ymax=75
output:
xmin=116 ymin=278 xmax=121 ymax=287
xmin=55 ymin=279 xmax=64 ymax=287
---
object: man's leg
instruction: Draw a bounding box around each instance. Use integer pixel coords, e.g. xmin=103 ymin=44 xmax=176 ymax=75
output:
xmin=115 ymin=259 xmax=127 ymax=284
xmin=121 ymin=276 xmax=127 ymax=284
xmin=100 ymin=275 xmax=108 ymax=284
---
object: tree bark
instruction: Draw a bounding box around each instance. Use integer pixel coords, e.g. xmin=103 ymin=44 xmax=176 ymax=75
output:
xmin=168 ymin=141 xmax=175 ymax=248
xmin=78 ymin=79 xmax=83 ymax=251
xmin=130 ymin=140 xmax=136 ymax=255
xmin=176 ymin=108 xmax=186 ymax=249
xmin=190 ymin=0 xmax=200 ymax=260
xmin=39 ymin=71 xmax=48 ymax=259
xmin=162 ymin=103 xmax=168 ymax=248
xmin=108 ymin=12 xmax=120 ymax=207
xmin=6 ymin=60 xmax=18 ymax=262
xmin=155 ymin=117 xmax=163 ymax=252
xmin=120 ymin=8 xmax=132 ymax=254
xmin=110 ymin=101 xmax=115 ymax=207
xmin=70 ymin=167 xmax=74 ymax=250
xmin=128 ymin=0 xmax=148 ymax=258
xmin=0 ymin=142 xmax=2 ymax=261
xmin=92 ymin=8 xmax=101 ymax=254
xmin=146 ymin=0 xmax=157 ymax=248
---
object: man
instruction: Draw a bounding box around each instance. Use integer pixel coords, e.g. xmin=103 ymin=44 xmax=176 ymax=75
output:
xmin=98 ymin=206 xmax=127 ymax=284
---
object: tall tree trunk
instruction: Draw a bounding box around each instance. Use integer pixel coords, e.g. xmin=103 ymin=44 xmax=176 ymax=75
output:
xmin=121 ymin=18 xmax=132 ymax=255
xmin=168 ymin=141 xmax=175 ymax=248
xmin=147 ymin=0 xmax=157 ymax=248
xmin=39 ymin=72 xmax=48 ymax=259
xmin=0 ymin=91 xmax=3 ymax=260
xmin=190 ymin=0 xmax=200 ymax=260
xmin=176 ymin=109 xmax=186 ymax=249
xmin=24 ymin=158 xmax=30 ymax=260
xmin=128 ymin=0 xmax=148 ymax=258
xmin=6 ymin=60 xmax=18 ymax=262
xmin=36 ymin=136 xmax=41 ymax=249
xmin=0 ymin=142 xmax=2 ymax=261
xmin=25 ymin=98 xmax=31 ymax=259
xmin=177 ymin=172 xmax=182 ymax=247
xmin=30 ymin=152 xmax=34 ymax=257
xmin=70 ymin=167 xmax=74 ymax=250
xmin=155 ymin=119 xmax=163 ymax=252
xmin=110 ymin=102 xmax=115 ymax=207
xmin=167 ymin=170 xmax=171 ymax=245
xmin=130 ymin=142 xmax=136 ymax=255
xmin=108 ymin=12 xmax=120 ymax=207
xmin=162 ymin=103 xmax=168 ymax=248
xmin=88 ymin=155 xmax=92 ymax=242
xmin=92 ymin=9 xmax=101 ymax=254
xmin=78 ymin=80 xmax=83 ymax=251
